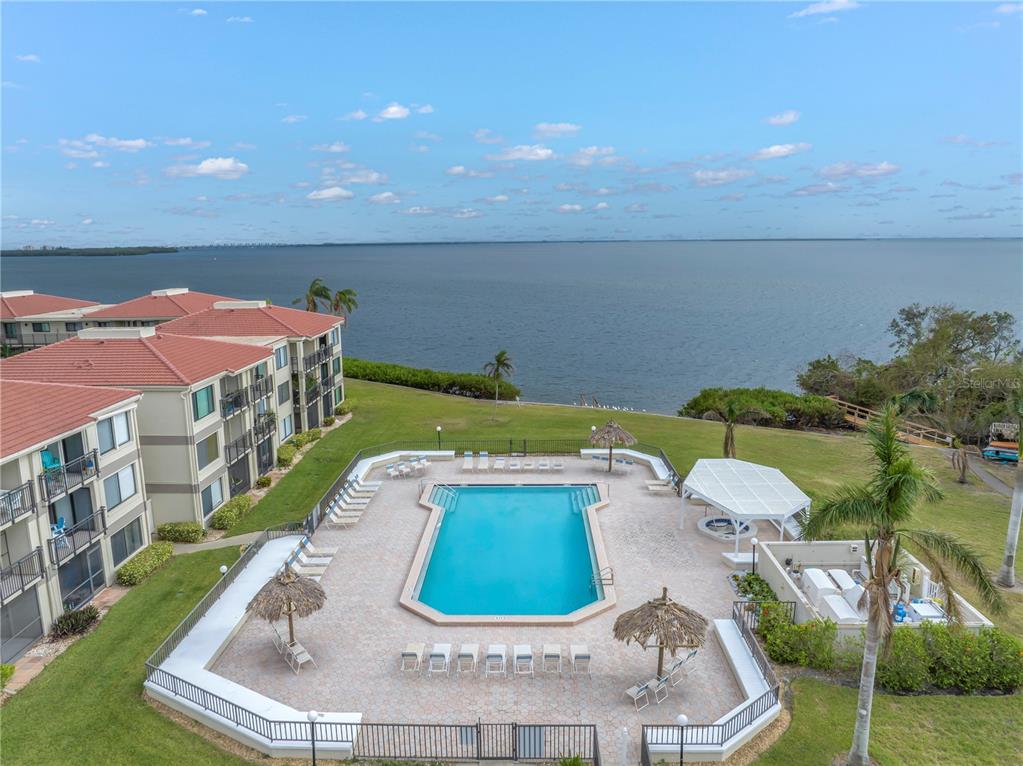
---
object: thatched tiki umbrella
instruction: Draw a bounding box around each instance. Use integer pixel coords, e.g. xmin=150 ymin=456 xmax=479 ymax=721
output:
xmin=613 ymin=586 xmax=709 ymax=678
xmin=247 ymin=570 xmax=326 ymax=645
xmin=589 ymin=420 xmax=637 ymax=472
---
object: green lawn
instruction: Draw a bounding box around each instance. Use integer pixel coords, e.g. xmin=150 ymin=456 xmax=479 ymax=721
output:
xmin=1 ymin=549 xmax=248 ymax=766
xmin=758 ymin=677 xmax=1023 ymax=766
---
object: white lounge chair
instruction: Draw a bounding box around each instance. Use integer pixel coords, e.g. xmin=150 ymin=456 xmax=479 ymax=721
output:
xmin=537 ymin=459 xmax=551 ymax=473
xmin=386 ymin=463 xmax=402 ymax=479
xmin=668 ymin=649 xmax=697 ymax=687
xmin=301 ymin=539 xmax=339 ymax=557
xmin=551 ymin=459 xmax=565 ymax=472
xmin=507 ymin=458 xmax=521 ymax=472
xmin=485 ymin=644 xmax=507 ymax=677
xmin=646 ymin=675 xmax=669 ymax=704
xmin=625 ymin=682 xmax=650 ymax=710
xmin=398 ymin=462 xmax=413 ymax=478
xmin=295 ymin=549 xmax=331 ymax=568
xmin=409 ymin=460 xmax=426 ymax=476
xmin=428 ymin=643 xmax=451 ymax=674
xmin=477 ymin=452 xmax=490 ymax=472
xmin=522 ymin=459 xmax=535 ymax=471
xmin=462 ymin=452 xmax=474 ymax=472
xmin=352 ymin=478 xmax=383 ymax=490
xmin=492 ymin=456 xmax=507 ymax=472
xmin=513 ymin=644 xmax=534 ymax=676
xmin=336 ymin=498 xmax=369 ymax=512
xmin=285 ymin=640 xmax=317 ymax=674
xmin=401 ymin=643 xmax=425 ymax=672
xmin=542 ymin=644 xmax=562 ymax=674
xmin=326 ymin=511 xmax=360 ymax=529
xmin=570 ymin=644 xmax=590 ymax=675
xmin=457 ymin=644 xmax=478 ymax=674
xmin=342 ymin=482 xmax=376 ymax=498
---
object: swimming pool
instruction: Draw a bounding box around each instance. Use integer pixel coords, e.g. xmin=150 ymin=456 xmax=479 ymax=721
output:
xmin=404 ymin=484 xmax=613 ymax=623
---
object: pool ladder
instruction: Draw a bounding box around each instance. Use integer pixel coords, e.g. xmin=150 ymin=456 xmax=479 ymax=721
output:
xmin=592 ymin=566 xmax=614 ymax=587
xmin=428 ymin=482 xmax=458 ymax=508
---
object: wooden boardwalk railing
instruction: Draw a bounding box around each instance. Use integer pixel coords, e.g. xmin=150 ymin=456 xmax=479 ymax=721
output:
xmin=826 ymin=396 xmax=954 ymax=448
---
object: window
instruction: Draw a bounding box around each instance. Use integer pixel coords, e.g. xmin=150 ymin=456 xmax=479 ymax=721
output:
xmin=201 ymin=479 xmax=224 ymax=517
xmin=98 ymin=412 xmax=131 ymax=453
xmin=254 ymin=361 xmax=268 ymax=379
xmin=256 ymin=397 xmax=267 ymax=416
xmin=280 ymin=415 xmax=293 ymax=440
xmin=31 ymin=322 xmax=51 ymax=332
xmin=336 ymin=387 xmax=344 ymax=405
xmin=330 ymin=327 xmax=340 ymax=346
xmin=196 ymin=433 xmax=219 ymax=470
xmin=277 ymin=381 xmax=290 ymax=406
xmin=192 ymin=385 xmax=214 ymax=421
xmin=65 ymin=322 xmax=83 ymax=332
xmin=274 ymin=346 xmax=288 ymax=370
xmin=103 ymin=464 xmax=137 ymax=509
xmin=332 ymin=357 xmax=341 ymax=375
xmin=111 ymin=518 xmax=144 ymax=566
xmin=3 ymin=322 xmax=17 ymax=337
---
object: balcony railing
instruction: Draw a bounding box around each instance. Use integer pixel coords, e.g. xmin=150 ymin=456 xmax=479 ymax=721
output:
xmin=225 ymin=433 xmax=253 ymax=465
xmin=249 ymin=376 xmax=272 ymax=402
xmin=252 ymin=414 xmax=277 ymax=443
xmin=290 ymin=344 xmax=335 ymax=374
xmin=0 ymin=481 xmax=37 ymax=528
xmin=38 ymin=450 xmax=99 ymax=502
xmin=1 ymin=547 xmax=45 ymax=604
xmin=220 ymin=389 xmax=249 ymax=419
xmin=48 ymin=508 xmax=106 ymax=566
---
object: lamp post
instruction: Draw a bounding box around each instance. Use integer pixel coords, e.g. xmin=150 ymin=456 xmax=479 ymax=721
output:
xmin=308 ymin=710 xmax=321 ymax=765
xmin=750 ymin=537 xmax=759 ymax=577
xmin=219 ymin=564 xmax=228 ymax=577
xmin=436 ymin=425 xmax=442 ymax=449
xmin=676 ymin=713 xmax=688 ymax=765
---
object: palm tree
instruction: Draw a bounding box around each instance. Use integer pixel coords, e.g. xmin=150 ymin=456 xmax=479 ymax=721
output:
xmin=997 ymin=391 xmax=1023 ymax=587
xmin=718 ymin=400 xmax=765 ymax=459
xmin=482 ymin=350 xmax=514 ymax=420
xmin=331 ymin=288 xmax=359 ymax=324
xmin=803 ymin=404 xmax=1004 ymax=766
xmin=292 ymin=277 xmax=332 ymax=313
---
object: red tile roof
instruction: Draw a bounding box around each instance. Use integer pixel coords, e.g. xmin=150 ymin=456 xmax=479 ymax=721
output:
xmin=160 ymin=304 xmax=343 ymax=339
xmin=0 ymin=333 xmax=271 ymax=387
xmin=0 ymin=292 xmax=98 ymax=320
xmin=1 ymin=379 xmax=140 ymax=458
xmin=85 ymin=290 xmax=237 ymax=320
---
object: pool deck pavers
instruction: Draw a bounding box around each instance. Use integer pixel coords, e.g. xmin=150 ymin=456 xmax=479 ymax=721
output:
xmin=212 ymin=458 xmax=747 ymax=758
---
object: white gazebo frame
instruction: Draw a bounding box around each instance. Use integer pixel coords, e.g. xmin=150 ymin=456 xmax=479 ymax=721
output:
xmin=681 ymin=459 xmax=812 ymax=554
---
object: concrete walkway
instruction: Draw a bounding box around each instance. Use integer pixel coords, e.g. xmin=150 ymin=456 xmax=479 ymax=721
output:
xmin=965 ymin=453 xmax=1013 ymax=498
xmin=172 ymin=531 xmax=263 ymax=554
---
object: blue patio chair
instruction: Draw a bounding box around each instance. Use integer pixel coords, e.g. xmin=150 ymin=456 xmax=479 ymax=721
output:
xmin=41 ymin=449 xmax=61 ymax=470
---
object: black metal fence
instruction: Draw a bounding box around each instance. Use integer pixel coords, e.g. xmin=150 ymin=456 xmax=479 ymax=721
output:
xmin=0 ymin=547 xmax=44 ymax=604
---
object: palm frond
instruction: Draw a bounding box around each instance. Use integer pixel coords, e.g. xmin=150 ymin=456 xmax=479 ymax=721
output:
xmin=801 ymin=485 xmax=881 ymax=540
xmin=900 ymin=529 xmax=1005 ymax=615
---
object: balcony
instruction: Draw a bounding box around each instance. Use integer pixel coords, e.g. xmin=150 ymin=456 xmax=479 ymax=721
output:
xmin=289 ymin=344 xmax=335 ymax=374
xmin=252 ymin=413 xmax=277 ymax=443
xmin=225 ymin=432 xmax=253 ymax=465
xmin=37 ymin=450 xmax=99 ymax=503
xmin=249 ymin=376 xmax=272 ymax=402
xmin=0 ymin=481 xmax=37 ymax=529
xmin=48 ymin=508 xmax=106 ymax=566
xmin=0 ymin=548 xmax=45 ymax=605
xmin=220 ymin=389 xmax=249 ymax=419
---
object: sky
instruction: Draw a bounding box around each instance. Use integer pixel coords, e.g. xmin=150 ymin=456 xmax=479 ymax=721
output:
xmin=2 ymin=1 xmax=1022 ymax=246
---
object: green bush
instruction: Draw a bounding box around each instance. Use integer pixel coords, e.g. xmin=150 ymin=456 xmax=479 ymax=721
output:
xmin=115 ymin=542 xmax=173 ymax=586
xmin=323 ymin=416 xmax=336 ymax=427
xmin=923 ymin=622 xmax=989 ymax=693
xmin=255 ymin=475 xmax=272 ymax=489
xmin=291 ymin=432 xmax=312 ymax=448
xmin=157 ymin=522 xmax=206 ymax=543
xmin=277 ymin=443 xmax=297 ymax=467
xmin=877 ymin=629 xmax=930 ymax=693
xmin=734 ymin=572 xmax=778 ymax=602
xmin=979 ymin=628 xmax=1023 ymax=692
xmin=305 ymin=428 xmax=322 ymax=442
xmin=52 ymin=605 xmax=100 ymax=638
xmin=208 ymin=495 xmax=253 ymax=530
xmin=764 ymin=619 xmax=836 ymax=670
xmin=1 ymin=663 xmax=14 ymax=688
xmin=334 ymin=402 xmax=352 ymax=416
xmin=678 ymin=387 xmax=845 ymax=430
xmin=344 ymin=357 xmax=521 ymax=401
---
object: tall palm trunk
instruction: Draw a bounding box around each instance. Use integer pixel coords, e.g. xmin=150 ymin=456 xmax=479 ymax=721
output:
xmin=997 ymin=462 xmax=1023 ymax=587
xmin=723 ymin=422 xmax=736 ymax=458
xmin=493 ymin=378 xmax=499 ymax=419
xmin=849 ymin=605 xmax=881 ymax=765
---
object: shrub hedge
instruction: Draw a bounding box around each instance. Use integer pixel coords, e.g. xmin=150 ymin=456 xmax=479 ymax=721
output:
xmin=52 ymin=605 xmax=100 ymax=638
xmin=115 ymin=541 xmax=173 ymax=586
xmin=323 ymin=416 xmax=336 ymax=427
xmin=334 ymin=402 xmax=351 ymax=416
xmin=344 ymin=358 xmax=521 ymax=401
xmin=209 ymin=494 xmax=253 ymax=530
xmin=157 ymin=522 xmax=206 ymax=543
xmin=1 ymin=663 xmax=14 ymax=688
xmin=734 ymin=572 xmax=778 ymax=602
xmin=255 ymin=475 xmax=272 ymax=489
xmin=277 ymin=443 xmax=297 ymax=467
xmin=678 ymin=387 xmax=846 ymax=430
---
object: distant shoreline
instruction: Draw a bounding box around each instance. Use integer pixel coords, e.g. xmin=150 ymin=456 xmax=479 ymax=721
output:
xmin=1 ymin=246 xmax=179 ymax=258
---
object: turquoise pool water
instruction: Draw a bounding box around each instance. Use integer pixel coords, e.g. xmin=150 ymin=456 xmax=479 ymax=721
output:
xmin=416 ymin=484 xmax=602 ymax=615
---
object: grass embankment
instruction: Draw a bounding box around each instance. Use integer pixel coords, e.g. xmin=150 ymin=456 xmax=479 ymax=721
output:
xmin=2 ymin=379 xmax=1017 ymax=766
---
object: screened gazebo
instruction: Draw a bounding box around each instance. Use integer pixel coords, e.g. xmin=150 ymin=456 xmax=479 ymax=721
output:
xmin=681 ymin=459 xmax=811 ymax=553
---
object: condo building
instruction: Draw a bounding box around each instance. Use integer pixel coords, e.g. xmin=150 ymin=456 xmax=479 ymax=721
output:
xmin=0 ymin=290 xmax=105 ymax=350
xmin=80 ymin=287 xmax=238 ymax=328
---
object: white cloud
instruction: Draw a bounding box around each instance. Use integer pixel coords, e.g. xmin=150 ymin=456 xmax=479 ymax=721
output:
xmin=81 ymin=218 xmax=93 ymax=225
xmin=2 ymin=81 xmax=22 ymax=89
xmin=339 ymin=109 xmax=367 ymax=121
xmin=30 ymin=219 xmax=55 ymax=226
xmin=485 ymin=144 xmax=555 ymax=162
xmin=994 ymin=3 xmax=1023 ymax=14
xmin=368 ymin=191 xmax=400 ymax=204
xmin=593 ymin=202 xmax=610 ymax=211
xmin=58 ymin=140 xmax=99 ymax=159
xmin=92 ymin=161 xmax=110 ymax=168
xmin=789 ymin=181 xmax=844 ymax=196
xmin=165 ymin=156 xmax=249 ymax=179
xmin=227 ymin=16 xmax=253 ymax=23
xmin=691 ymin=168 xmax=754 ymax=187
xmin=311 ymin=141 xmax=351 ymax=153
xmin=165 ymin=137 xmax=211 ymax=148
xmin=15 ymin=54 xmax=41 ymax=63
xmin=943 ymin=134 xmax=999 ymax=148
xmin=404 ymin=206 xmax=435 ymax=215
xmin=281 ymin=115 xmax=307 ymax=124
xmin=818 ymin=160 xmax=899 ymax=179
xmin=341 ymin=169 xmax=387 ymax=184
xmin=187 ymin=8 xmax=208 ymax=16
xmin=789 ymin=0 xmax=860 ymax=19
xmin=306 ymin=186 xmax=354 ymax=201
xmin=65 ymin=162 xmax=78 ymax=170
xmin=473 ymin=128 xmax=504 ymax=144
xmin=534 ymin=122 xmax=582 ymax=139
xmin=445 ymin=165 xmax=494 ymax=178
xmin=233 ymin=142 xmax=257 ymax=150
xmin=625 ymin=203 xmax=647 ymax=213
xmin=749 ymin=142 xmax=812 ymax=161
xmin=765 ymin=110 xmax=800 ymax=126
xmin=716 ymin=192 xmax=746 ymax=202
xmin=556 ymin=204 xmax=584 ymax=213
xmin=416 ymin=104 xmax=434 ymax=114
xmin=415 ymin=131 xmax=442 ymax=142
xmin=452 ymin=208 xmax=482 ymax=219
xmin=84 ymin=133 xmax=151 ymax=152
xmin=484 ymin=195 xmax=510 ymax=203
xmin=566 ymin=145 xmax=618 ymax=167
xmin=376 ymin=102 xmax=411 ymax=120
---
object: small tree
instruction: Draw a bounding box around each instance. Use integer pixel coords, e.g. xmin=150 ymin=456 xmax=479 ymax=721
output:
xmin=482 ymin=350 xmax=514 ymax=420
xmin=293 ymin=277 xmax=331 ymax=313
xmin=331 ymin=288 xmax=359 ymax=324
